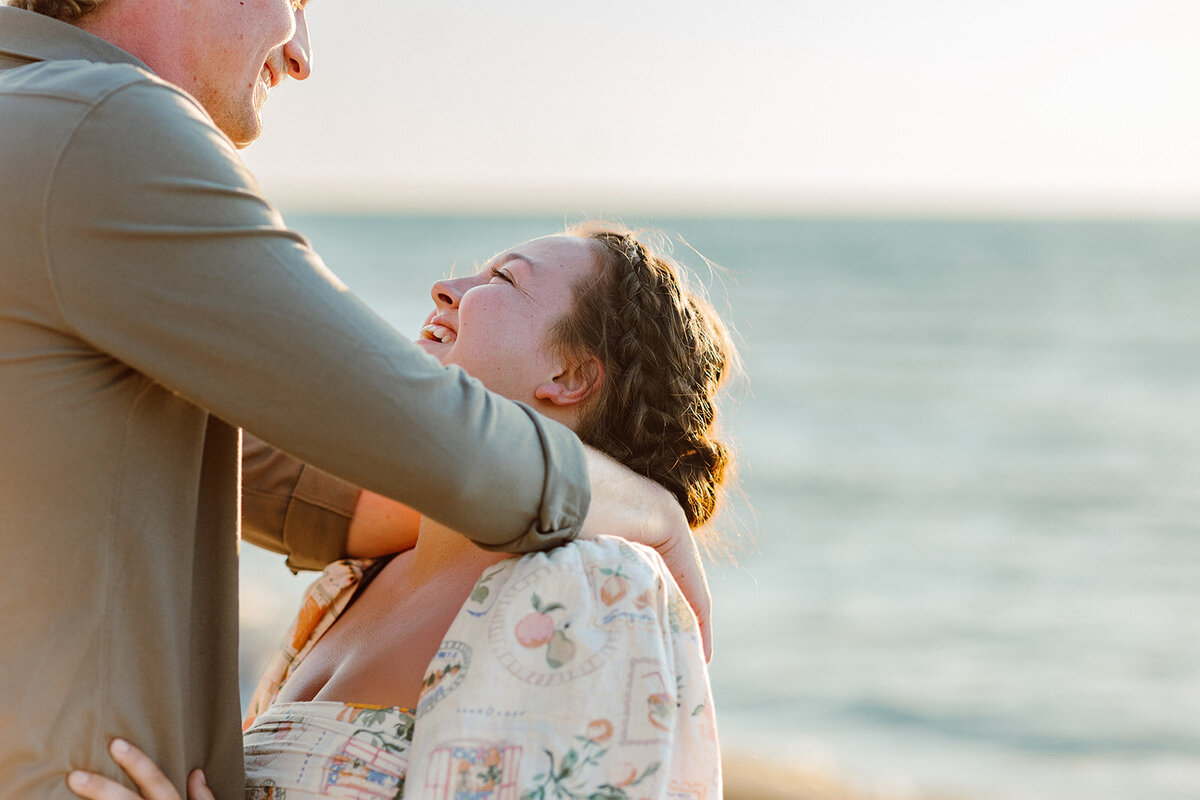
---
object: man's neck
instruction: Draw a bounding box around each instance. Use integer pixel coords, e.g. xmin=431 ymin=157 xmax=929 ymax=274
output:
xmin=72 ymin=0 xmax=186 ymax=86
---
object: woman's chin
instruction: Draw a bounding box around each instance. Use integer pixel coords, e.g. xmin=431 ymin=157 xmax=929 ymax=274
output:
xmin=414 ymin=338 xmax=450 ymax=363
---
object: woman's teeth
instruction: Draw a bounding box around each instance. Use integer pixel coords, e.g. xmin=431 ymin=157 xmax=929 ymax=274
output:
xmin=421 ymin=323 xmax=456 ymax=343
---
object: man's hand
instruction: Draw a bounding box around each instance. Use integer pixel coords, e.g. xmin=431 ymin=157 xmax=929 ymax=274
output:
xmin=67 ymin=740 xmax=212 ymax=800
xmin=579 ymin=448 xmax=713 ymax=660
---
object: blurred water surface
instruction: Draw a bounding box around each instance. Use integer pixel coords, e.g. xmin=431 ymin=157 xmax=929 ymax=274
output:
xmin=239 ymin=215 xmax=1200 ymax=800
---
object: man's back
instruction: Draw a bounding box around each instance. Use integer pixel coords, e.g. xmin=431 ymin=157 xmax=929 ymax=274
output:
xmin=0 ymin=17 xmax=247 ymax=797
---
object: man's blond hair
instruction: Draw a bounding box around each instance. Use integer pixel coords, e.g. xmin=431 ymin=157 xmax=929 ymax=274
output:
xmin=7 ymin=0 xmax=105 ymax=21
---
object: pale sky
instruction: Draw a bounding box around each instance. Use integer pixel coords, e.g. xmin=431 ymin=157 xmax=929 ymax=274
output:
xmin=242 ymin=0 xmax=1200 ymax=215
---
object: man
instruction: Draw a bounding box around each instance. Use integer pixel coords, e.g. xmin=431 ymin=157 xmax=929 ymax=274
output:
xmin=0 ymin=1 xmax=710 ymax=798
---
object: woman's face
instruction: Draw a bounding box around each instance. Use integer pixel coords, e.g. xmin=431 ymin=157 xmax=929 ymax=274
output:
xmin=415 ymin=235 xmax=599 ymax=406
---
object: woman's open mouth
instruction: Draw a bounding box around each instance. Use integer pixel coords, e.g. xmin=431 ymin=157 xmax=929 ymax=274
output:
xmin=420 ymin=323 xmax=456 ymax=344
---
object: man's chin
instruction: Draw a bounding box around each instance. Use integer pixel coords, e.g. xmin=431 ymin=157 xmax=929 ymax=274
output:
xmin=215 ymin=109 xmax=263 ymax=149
xmin=194 ymin=89 xmax=264 ymax=149
xmin=229 ymin=121 xmax=263 ymax=149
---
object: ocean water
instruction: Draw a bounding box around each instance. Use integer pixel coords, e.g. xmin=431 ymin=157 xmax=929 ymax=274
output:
xmin=237 ymin=215 xmax=1200 ymax=800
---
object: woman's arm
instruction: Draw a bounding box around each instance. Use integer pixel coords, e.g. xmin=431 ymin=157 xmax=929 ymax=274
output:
xmin=344 ymin=489 xmax=422 ymax=557
xmin=67 ymin=740 xmax=211 ymax=800
xmin=579 ymin=447 xmax=713 ymax=660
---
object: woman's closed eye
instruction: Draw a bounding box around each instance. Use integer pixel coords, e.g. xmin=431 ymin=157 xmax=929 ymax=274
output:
xmin=486 ymin=262 xmax=531 ymax=298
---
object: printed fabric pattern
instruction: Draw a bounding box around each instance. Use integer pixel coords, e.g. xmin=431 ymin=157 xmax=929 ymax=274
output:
xmin=242 ymin=537 xmax=721 ymax=798
xmin=244 ymin=702 xmax=414 ymax=799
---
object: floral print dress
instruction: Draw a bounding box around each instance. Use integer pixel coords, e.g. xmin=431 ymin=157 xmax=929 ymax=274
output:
xmin=241 ymin=537 xmax=722 ymax=799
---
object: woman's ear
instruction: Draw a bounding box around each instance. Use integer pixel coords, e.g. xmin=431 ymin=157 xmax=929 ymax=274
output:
xmin=535 ymin=357 xmax=604 ymax=407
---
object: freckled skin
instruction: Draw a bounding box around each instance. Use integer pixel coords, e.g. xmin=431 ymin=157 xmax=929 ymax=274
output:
xmin=415 ymin=236 xmax=600 ymax=409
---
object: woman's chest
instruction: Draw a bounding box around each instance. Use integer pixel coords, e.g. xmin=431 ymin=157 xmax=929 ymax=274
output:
xmin=275 ymin=567 xmax=473 ymax=711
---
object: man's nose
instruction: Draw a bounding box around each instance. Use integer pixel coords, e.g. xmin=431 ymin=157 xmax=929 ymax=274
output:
xmin=283 ymin=9 xmax=312 ymax=80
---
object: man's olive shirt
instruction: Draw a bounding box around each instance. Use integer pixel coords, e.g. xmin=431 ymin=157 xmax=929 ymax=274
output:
xmin=0 ymin=8 xmax=589 ymax=798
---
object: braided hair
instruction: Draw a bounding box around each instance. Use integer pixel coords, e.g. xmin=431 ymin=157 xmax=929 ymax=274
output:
xmin=7 ymin=0 xmax=105 ymax=21
xmin=550 ymin=224 xmax=736 ymax=529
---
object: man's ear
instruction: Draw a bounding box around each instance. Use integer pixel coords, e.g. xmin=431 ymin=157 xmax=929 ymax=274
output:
xmin=534 ymin=357 xmax=604 ymax=407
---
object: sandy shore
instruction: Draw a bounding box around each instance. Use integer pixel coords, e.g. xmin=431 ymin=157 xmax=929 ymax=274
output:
xmin=723 ymin=752 xmax=964 ymax=800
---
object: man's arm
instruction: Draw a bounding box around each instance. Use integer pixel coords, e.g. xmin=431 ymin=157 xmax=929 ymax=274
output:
xmin=46 ymin=77 xmax=585 ymax=551
xmin=52 ymin=80 xmax=710 ymax=633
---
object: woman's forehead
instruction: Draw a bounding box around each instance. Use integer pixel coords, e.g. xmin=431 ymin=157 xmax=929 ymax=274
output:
xmin=494 ymin=235 xmax=596 ymax=275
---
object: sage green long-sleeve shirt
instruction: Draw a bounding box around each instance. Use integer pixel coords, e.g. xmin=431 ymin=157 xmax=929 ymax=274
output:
xmin=0 ymin=8 xmax=589 ymax=798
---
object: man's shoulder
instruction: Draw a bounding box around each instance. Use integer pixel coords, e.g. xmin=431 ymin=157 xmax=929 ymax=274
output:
xmin=0 ymin=58 xmax=182 ymax=108
xmin=1 ymin=58 xmax=230 ymax=171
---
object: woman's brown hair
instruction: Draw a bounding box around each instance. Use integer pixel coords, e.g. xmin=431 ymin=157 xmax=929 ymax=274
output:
xmin=551 ymin=223 xmax=737 ymax=530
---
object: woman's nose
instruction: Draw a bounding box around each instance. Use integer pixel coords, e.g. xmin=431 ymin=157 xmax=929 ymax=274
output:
xmin=432 ymin=273 xmax=488 ymax=309
xmin=431 ymin=278 xmax=466 ymax=309
xmin=283 ymin=9 xmax=312 ymax=81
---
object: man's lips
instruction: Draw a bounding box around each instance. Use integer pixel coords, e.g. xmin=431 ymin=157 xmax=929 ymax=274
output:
xmin=260 ymin=62 xmax=280 ymax=89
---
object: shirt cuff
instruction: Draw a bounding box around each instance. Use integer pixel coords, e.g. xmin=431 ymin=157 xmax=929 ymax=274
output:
xmin=279 ymin=464 xmax=362 ymax=571
xmin=241 ymin=434 xmax=360 ymax=572
xmin=472 ymin=402 xmax=591 ymax=553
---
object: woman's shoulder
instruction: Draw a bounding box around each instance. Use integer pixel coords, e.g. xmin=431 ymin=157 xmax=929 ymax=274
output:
xmin=517 ymin=535 xmax=664 ymax=569
xmin=410 ymin=539 xmax=717 ymax=796
xmin=456 ymin=535 xmax=696 ymax=639
xmin=505 ymin=536 xmax=670 ymax=594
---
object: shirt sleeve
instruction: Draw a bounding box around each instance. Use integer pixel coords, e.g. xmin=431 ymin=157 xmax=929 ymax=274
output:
xmin=241 ymin=432 xmax=360 ymax=571
xmin=41 ymin=76 xmax=590 ymax=552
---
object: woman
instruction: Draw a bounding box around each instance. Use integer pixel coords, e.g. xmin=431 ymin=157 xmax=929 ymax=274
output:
xmin=70 ymin=224 xmax=735 ymax=799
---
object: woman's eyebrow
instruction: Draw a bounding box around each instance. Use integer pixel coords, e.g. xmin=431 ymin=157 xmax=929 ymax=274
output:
xmin=497 ymin=253 xmax=536 ymax=272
